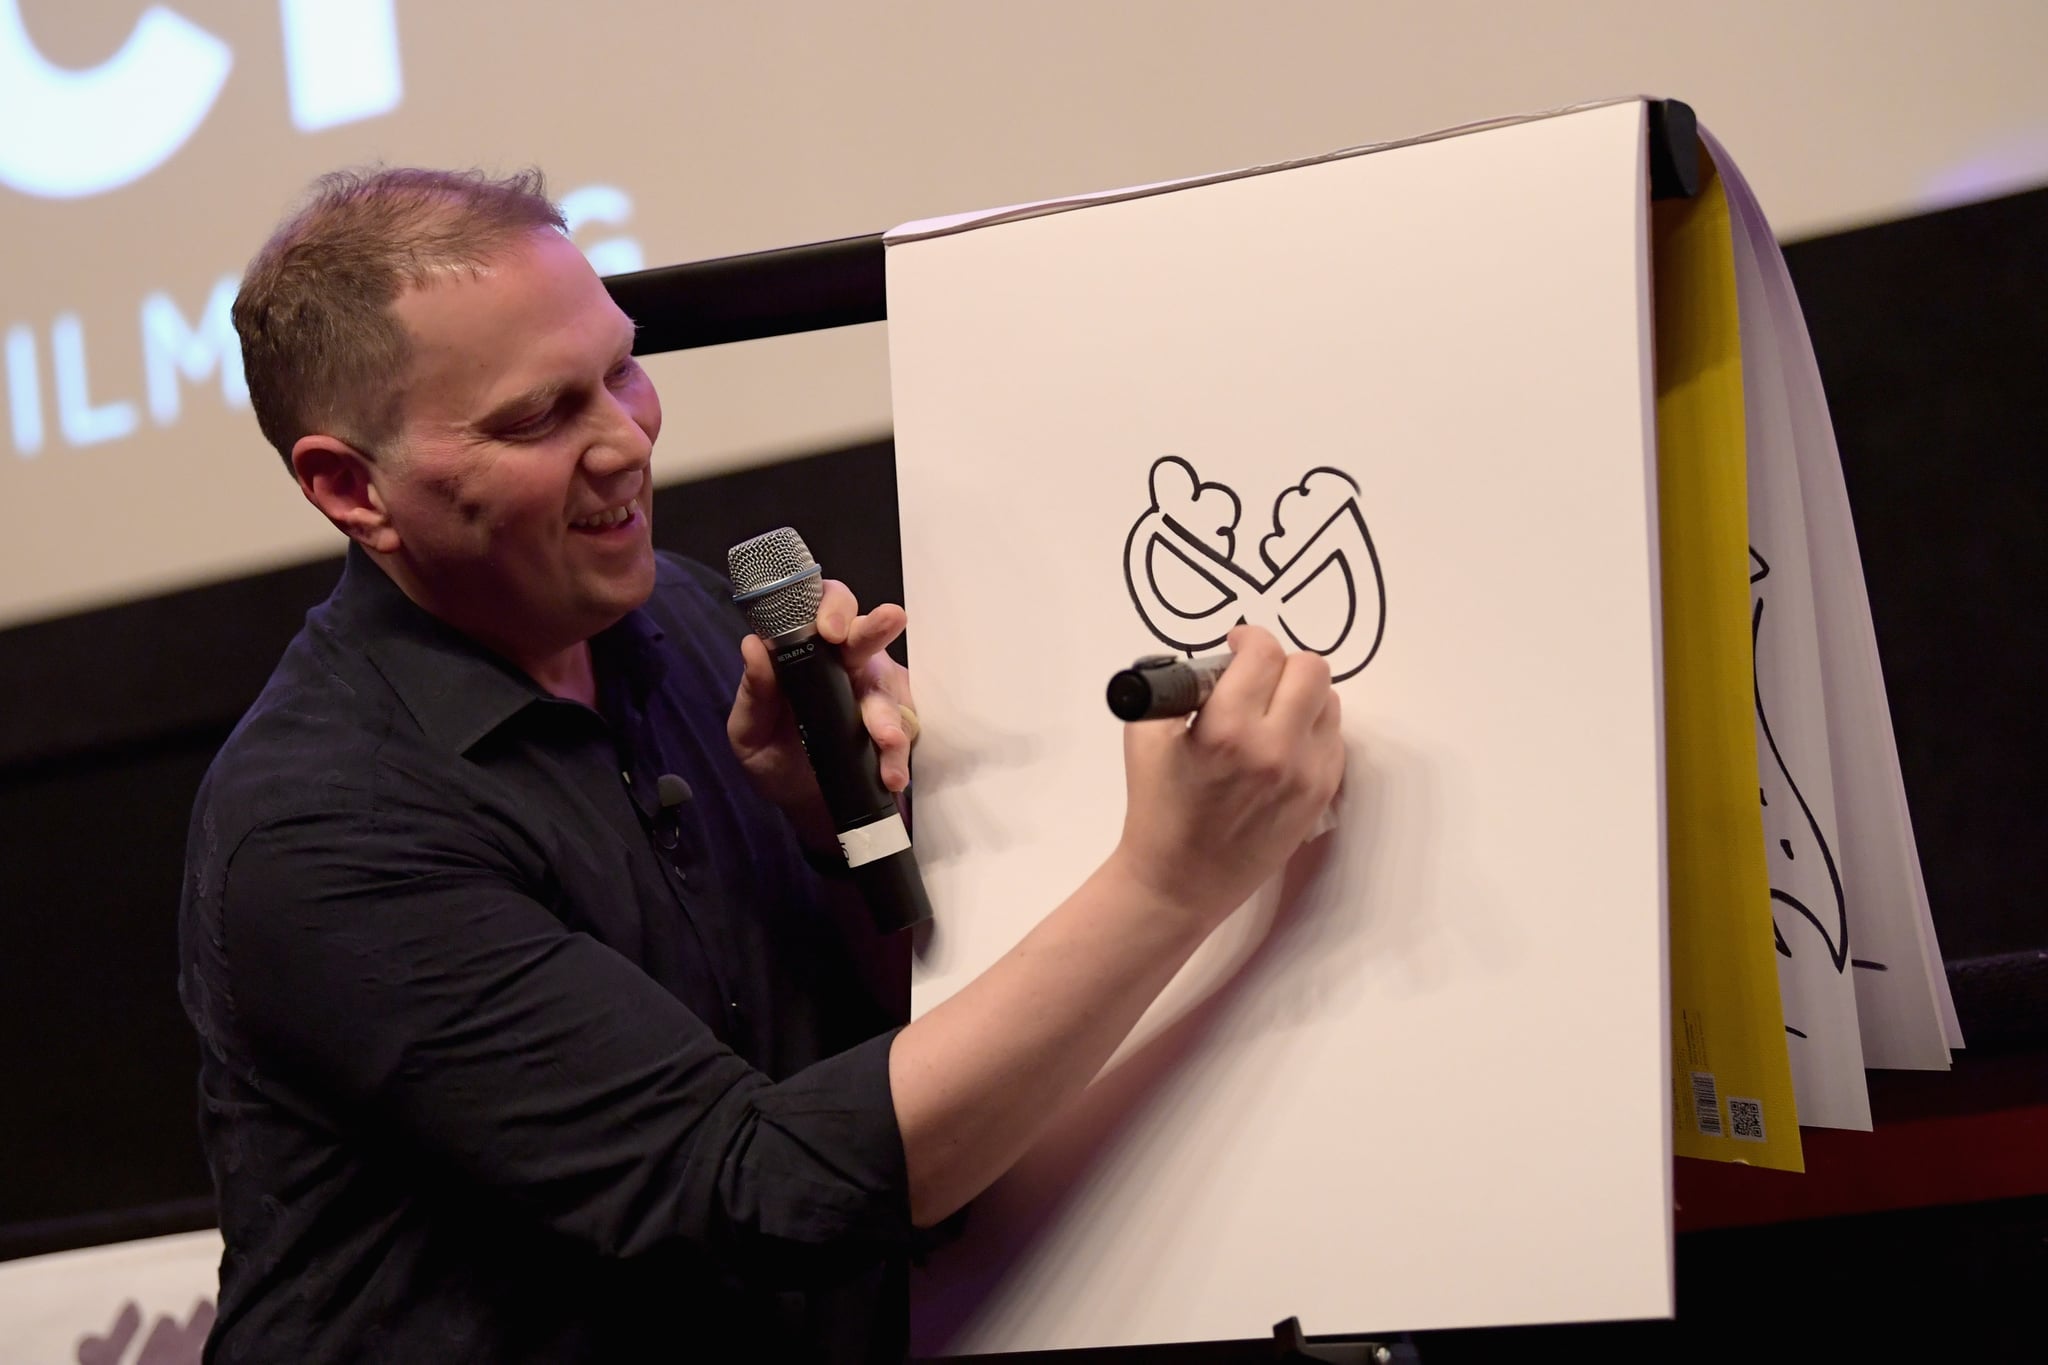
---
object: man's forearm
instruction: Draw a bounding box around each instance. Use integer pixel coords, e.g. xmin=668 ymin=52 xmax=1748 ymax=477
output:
xmin=886 ymin=851 xmax=1210 ymax=1228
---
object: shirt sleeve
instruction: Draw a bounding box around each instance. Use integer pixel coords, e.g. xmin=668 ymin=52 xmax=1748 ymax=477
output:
xmin=218 ymin=806 xmax=911 ymax=1286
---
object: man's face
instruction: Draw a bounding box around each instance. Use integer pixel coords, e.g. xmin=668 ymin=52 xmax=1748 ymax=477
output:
xmin=377 ymin=227 xmax=660 ymax=655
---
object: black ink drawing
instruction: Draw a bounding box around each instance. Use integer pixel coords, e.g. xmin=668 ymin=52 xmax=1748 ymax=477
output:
xmin=1753 ymin=546 xmax=1882 ymax=1044
xmin=1123 ymin=456 xmax=1386 ymax=682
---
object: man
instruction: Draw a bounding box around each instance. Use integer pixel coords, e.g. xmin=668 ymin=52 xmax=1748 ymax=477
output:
xmin=181 ymin=167 xmax=1344 ymax=1362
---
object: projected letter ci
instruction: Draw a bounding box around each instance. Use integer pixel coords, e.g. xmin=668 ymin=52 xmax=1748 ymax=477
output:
xmin=0 ymin=0 xmax=401 ymax=200
xmin=1123 ymin=456 xmax=1387 ymax=682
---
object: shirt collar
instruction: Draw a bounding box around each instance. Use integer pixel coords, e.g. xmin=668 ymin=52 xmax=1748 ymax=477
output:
xmin=327 ymin=544 xmax=667 ymax=754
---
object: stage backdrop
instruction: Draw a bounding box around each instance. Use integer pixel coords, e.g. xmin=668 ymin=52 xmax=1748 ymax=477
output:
xmin=890 ymin=102 xmax=1670 ymax=1352
xmin=4 ymin=1 xmax=2047 ymax=633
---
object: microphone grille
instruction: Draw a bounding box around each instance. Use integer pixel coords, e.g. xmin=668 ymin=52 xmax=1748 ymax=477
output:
xmin=727 ymin=527 xmax=823 ymax=638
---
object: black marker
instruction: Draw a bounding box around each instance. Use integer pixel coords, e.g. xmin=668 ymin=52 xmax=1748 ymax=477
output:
xmin=1106 ymin=653 xmax=1233 ymax=721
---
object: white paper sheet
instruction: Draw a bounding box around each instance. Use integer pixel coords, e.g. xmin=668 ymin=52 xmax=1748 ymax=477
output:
xmin=1710 ymin=131 xmax=1959 ymax=1070
xmin=0 ymin=1231 xmax=221 ymax=1362
xmin=1724 ymin=162 xmax=1873 ymax=1130
xmin=885 ymin=97 xmax=1647 ymax=245
xmin=890 ymin=101 xmax=1671 ymax=1353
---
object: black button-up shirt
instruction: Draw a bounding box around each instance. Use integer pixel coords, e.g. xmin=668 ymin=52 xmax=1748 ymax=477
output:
xmin=179 ymin=546 xmax=910 ymax=1362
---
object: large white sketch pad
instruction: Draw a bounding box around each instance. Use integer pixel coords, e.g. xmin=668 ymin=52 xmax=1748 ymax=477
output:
xmin=888 ymin=102 xmax=1672 ymax=1352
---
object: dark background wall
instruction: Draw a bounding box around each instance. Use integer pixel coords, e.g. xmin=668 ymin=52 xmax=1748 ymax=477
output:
xmin=2 ymin=186 xmax=2044 ymax=1354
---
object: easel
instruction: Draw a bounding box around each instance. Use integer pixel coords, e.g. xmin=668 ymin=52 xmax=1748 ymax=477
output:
xmin=1271 ymin=1317 xmax=1420 ymax=1363
xmin=609 ymin=101 xmax=1704 ymax=1364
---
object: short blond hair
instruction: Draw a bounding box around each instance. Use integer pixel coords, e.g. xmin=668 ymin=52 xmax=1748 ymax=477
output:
xmin=233 ymin=167 xmax=566 ymax=470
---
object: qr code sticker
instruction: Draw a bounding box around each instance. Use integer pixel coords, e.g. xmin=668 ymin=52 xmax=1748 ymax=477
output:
xmin=1728 ymin=1097 xmax=1766 ymax=1142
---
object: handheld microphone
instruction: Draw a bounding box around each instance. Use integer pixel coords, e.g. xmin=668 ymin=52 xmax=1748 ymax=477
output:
xmin=727 ymin=528 xmax=933 ymax=934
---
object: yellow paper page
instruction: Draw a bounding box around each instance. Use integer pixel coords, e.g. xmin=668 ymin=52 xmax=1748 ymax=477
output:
xmin=1655 ymin=158 xmax=1803 ymax=1171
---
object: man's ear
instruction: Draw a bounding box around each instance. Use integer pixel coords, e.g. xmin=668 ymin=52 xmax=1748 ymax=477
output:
xmin=293 ymin=435 xmax=399 ymax=553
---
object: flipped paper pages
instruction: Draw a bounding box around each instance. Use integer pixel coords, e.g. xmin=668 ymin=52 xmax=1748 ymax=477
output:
xmin=1709 ymin=132 xmax=1962 ymax=1097
xmin=890 ymin=100 xmax=1672 ymax=1352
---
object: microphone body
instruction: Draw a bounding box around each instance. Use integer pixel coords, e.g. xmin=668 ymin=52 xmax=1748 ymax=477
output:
xmin=728 ymin=529 xmax=933 ymax=933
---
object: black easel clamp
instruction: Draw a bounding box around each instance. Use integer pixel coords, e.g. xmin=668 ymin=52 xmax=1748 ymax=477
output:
xmin=1647 ymin=98 xmax=1701 ymax=201
xmin=610 ymin=234 xmax=886 ymax=356
xmin=1271 ymin=1317 xmax=1421 ymax=1363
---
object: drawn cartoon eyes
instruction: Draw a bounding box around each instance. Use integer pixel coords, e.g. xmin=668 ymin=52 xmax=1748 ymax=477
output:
xmin=1123 ymin=461 xmax=1387 ymax=683
xmin=1264 ymin=509 xmax=1376 ymax=659
xmin=1142 ymin=528 xmax=1239 ymax=622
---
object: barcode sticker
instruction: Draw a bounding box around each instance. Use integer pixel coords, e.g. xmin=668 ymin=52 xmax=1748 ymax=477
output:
xmin=1690 ymin=1071 xmax=1723 ymax=1137
xmin=1728 ymin=1097 xmax=1766 ymax=1142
